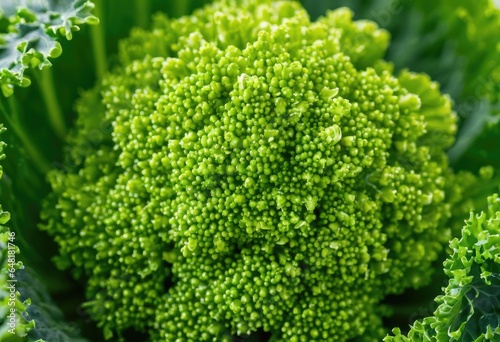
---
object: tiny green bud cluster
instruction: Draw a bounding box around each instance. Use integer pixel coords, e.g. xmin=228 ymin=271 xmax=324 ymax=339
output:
xmin=42 ymin=1 xmax=467 ymax=340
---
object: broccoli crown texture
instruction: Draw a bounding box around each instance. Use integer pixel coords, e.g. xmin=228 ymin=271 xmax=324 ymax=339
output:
xmin=42 ymin=1 xmax=468 ymax=340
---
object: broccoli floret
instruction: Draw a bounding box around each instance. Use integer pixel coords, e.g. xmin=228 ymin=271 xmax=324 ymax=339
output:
xmin=386 ymin=193 xmax=500 ymax=341
xmin=42 ymin=1 xmax=471 ymax=340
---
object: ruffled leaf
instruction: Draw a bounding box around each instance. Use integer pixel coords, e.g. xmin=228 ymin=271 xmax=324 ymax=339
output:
xmin=0 ymin=0 xmax=98 ymax=96
xmin=386 ymin=194 xmax=500 ymax=341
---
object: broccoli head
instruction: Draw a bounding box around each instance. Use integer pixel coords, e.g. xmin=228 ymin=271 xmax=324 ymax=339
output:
xmin=42 ymin=0 xmax=469 ymax=340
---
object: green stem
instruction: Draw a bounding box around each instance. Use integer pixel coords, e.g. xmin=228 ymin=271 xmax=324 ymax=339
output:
xmin=33 ymin=68 xmax=66 ymax=139
xmin=134 ymin=0 xmax=152 ymax=28
xmin=0 ymin=100 xmax=51 ymax=174
xmin=90 ymin=0 xmax=108 ymax=79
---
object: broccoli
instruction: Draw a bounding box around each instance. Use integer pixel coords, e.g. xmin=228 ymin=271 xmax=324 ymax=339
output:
xmin=42 ymin=0 xmax=472 ymax=340
xmin=341 ymin=0 xmax=500 ymax=171
xmin=386 ymin=194 xmax=500 ymax=341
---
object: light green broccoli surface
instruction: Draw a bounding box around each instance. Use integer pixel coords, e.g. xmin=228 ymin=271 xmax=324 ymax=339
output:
xmin=42 ymin=1 xmax=471 ymax=340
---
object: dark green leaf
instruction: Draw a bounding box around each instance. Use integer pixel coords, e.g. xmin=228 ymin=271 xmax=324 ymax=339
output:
xmin=0 ymin=0 xmax=98 ymax=96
